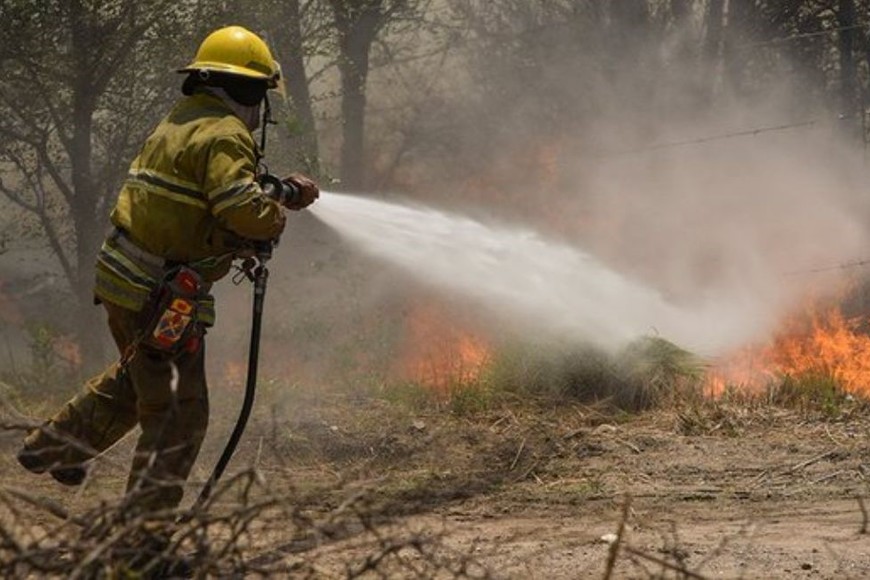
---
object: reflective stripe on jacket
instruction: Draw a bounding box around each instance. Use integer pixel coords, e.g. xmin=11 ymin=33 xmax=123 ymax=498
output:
xmin=94 ymin=90 xmax=284 ymax=320
xmin=95 ymin=234 xmax=216 ymax=326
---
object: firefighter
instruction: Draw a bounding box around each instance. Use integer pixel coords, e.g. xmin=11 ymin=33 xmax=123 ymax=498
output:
xmin=16 ymin=26 xmax=318 ymax=514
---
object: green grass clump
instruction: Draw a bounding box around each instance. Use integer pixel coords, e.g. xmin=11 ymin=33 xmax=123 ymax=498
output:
xmin=477 ymin=336 xmax=705 ymax=412
xmin=620 ymin=336 xmax=707 ymax=408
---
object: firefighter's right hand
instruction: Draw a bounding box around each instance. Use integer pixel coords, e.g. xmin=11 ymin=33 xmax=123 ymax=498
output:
xmin=282 ymin=173 xmax=319 ymax=210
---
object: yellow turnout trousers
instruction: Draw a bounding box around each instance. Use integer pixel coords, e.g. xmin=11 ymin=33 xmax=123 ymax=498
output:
xmin=22 ymin=301 xmax=209 ymax=511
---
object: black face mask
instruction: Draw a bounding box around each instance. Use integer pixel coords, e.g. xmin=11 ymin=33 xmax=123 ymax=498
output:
xmin=180 ymin=72 xmax=268 ymax=106
xmin=216 ymin=74 xmax=268 ymax=106
xmin=181 ymin=73 xmax=201 ymax=96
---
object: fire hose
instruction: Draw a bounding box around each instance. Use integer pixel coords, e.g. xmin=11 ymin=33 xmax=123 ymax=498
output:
xmin=182 ymin=174 xmax=299 ymax=520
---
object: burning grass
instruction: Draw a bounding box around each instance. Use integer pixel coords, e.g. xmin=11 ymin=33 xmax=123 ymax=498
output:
xmin=379 ymin=335 xmax=709 ymax=417
xmin=393 ymin=299 xmax=492 ymax=394
xmin=377 ymin=272 xmax=870 ymax=421
xmin=706 ymin=297 xmax=870 ymax=417
xmin=378 ymin=305 xmax=870 ymax=423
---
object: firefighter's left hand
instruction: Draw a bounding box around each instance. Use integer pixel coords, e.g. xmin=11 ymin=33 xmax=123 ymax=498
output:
xmin=282 ymin=173 xmax=319 ymax=210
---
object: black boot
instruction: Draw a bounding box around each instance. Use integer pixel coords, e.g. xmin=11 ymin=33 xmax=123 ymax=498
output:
xmin=16 ymin=447 xmax=47 ymax=475
xmin=49 ymin=465 xmax=88 ymax=486
xmin=18 ymin=446 xmax=88 ymax=486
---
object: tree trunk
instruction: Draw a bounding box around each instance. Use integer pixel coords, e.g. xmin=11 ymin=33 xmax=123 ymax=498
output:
xmin=337 ymin=53 xmax=369 ymax=190
xmin=330 ymin=0 xmax=383 ymax=190
xmin=69 ymin=1 xmax=105 ymax=369
xmin=607 ymin=0 xmax=649 ymax=56
xmin=275 ymin=0 xmax=321 ymax=175
xmin=837 ymin=0 xmax=858 ymax=135
xmin=722 ymin=0 xmax=748 ymax=95
xmin=704 ymin=0 xmax=726 ymax=101
xmin=863 ymin=27 xmax=870 ymax=147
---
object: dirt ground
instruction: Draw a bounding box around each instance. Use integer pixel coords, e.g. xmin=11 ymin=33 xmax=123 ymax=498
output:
xmin=3 ymin=391 xmax=870 ymax=578
xmin=271 ymin=400 xmax=870 ymax=579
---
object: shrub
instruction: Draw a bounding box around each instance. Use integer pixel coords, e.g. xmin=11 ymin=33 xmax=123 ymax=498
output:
xmin=479 ymin=336 xmax=705 ymax=412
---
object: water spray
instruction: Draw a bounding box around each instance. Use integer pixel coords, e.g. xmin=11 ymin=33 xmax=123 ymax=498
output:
xmin=309 ymin=193 xmax=776 ymax=356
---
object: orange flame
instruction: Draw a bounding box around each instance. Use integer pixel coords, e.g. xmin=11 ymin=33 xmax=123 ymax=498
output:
xmin=708 ymin=303 xmax=870 ymax=396
xmin=396 ymin=301 xmax=491 ymax=393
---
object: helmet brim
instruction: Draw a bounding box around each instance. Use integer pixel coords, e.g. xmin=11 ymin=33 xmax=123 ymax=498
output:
xmin=178 ymin=60 xmax=283 ymax=94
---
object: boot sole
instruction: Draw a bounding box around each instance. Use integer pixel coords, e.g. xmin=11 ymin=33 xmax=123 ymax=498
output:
xmin=16 ymin=449 xmax=48 ymax=475
xmin=49 ymin=466 xmax=87 ymax=486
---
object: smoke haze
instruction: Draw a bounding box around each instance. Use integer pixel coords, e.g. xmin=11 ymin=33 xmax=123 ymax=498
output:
xmin=4 ymin=1 xmax=870 ymax=382
xmin=310 ymin=138 xmax=869 ymax=358
xmin=250 ymin=7 xmax=870 ymax=376
xmin=334 ymin=2 xmax=870 ymax=361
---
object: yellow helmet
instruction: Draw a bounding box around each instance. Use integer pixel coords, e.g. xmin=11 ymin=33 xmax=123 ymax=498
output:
xmin=179 ymin=26 xmax=281 ymax=87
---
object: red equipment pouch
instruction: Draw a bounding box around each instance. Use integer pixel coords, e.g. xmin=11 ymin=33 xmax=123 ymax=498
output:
xmin=141 ymin=266 xmax=204 ymax=355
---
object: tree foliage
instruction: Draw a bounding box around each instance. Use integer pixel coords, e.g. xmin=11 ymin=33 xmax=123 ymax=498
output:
xmin=0 ymin=0 xmax=222 ymax=361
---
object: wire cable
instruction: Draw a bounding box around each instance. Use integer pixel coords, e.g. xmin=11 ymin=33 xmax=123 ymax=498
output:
xmin=598 ymin=119 xmax=820 ymax=158
xmin=784 ymin=258 xmax=870 ymax=277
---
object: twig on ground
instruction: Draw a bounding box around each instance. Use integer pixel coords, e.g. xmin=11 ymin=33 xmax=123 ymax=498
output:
xmin=784 ymin=450 xmax=837 ymax=474
xmin=602 ymin=497 xmax=631 ymax=580
xmin=1 ymin=487 xmax=83 ymax=526
xmin=0 ymin=461 xmax=494 ymax=579
xmin=809 ymin=471 xmax=845 ymax=485
xmin=614 ymin=437 xmax=641 ymax=454
xmin=509 ymin=437 xmax=526 ymax=471
xmin=622 ymin=544 xmax=709 ymax=579
xmin=857 ymin=497 xmax=868 ymax=534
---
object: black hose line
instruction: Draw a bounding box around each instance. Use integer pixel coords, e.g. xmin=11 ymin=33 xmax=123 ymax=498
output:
xmin=181 ymin=246 xmax=271 ymax=522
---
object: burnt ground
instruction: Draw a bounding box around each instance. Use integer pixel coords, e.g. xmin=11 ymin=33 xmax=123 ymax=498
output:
xmin=2 ymin=388 xmax=870 ymax=578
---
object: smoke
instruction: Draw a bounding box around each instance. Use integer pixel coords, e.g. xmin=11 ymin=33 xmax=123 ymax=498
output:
xmin=203 ymin=4 xmax=870 ymax=390
xmin=206 ymin=6 xmax=870 ymax=398
xmin=347 ymin=1 xmax=870 ymax=359
xmin=576 ymin=127 xmax=870 ymax=299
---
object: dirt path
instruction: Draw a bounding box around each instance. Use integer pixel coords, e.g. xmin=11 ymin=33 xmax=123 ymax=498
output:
xmin=218 ymin=401 xmax=870 ymax=578
xmin=417 ymin=497 xmax=870 ymax=578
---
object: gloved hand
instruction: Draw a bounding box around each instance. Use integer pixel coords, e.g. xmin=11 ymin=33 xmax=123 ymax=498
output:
xmin=282 ymin=173 xmax=319 ymax=210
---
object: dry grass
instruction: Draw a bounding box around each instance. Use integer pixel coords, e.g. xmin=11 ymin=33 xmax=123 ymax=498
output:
xmin=0 ymin=462 xmax=495 ymax=578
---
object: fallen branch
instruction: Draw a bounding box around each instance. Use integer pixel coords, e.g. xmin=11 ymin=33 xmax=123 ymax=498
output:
xmin=784 ymin=450 xmax=837 ymax=474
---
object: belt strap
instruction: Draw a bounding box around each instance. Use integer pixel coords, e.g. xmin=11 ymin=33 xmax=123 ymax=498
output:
xmin=109 ymin=227 xmax=234 ymax=277
xmin=109 ymin=228 xmax=166 ymax=270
